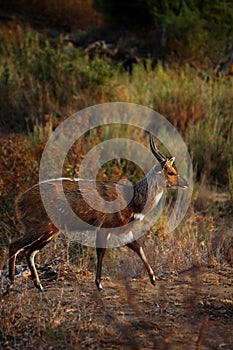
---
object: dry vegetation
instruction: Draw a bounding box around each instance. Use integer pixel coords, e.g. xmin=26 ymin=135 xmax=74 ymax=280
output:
xmin=0 ymin=5 xmax=233 ymax=349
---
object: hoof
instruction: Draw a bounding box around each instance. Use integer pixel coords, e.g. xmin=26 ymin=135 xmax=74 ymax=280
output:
xmin=34 ymin=281 xmax=44 ymax=294
xmin=150 ymin=275 xmax=156 ymax=286
xmin=95 ymin=280 xmax=103 ymax=291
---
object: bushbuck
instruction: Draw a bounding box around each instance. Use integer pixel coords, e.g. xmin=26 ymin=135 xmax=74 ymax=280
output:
xmin=8 ymin=136 xmax=188 ymax=293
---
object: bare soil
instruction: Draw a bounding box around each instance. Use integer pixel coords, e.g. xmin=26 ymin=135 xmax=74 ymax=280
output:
xmin=1 ymin=263 xmax=233 ymax=350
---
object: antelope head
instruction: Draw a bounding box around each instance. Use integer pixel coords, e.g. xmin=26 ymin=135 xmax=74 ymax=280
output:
xmin=150 ymin=136 xmax=189 ymax=189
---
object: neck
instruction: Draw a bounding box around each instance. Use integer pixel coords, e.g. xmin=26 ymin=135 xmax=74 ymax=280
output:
xmin=132 ymin=164 xmax=165 ymax=214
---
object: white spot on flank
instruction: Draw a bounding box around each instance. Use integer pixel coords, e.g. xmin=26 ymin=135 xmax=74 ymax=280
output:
xmin=58 ymin=208 xmax=68 ymax=215
xmin=134 ymin=213 xmax=145 ymax=221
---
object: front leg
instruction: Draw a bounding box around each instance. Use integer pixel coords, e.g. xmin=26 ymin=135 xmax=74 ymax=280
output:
xmin=95 ymin=247 xmax=106 ymax=290
xmin=95 ymin=231 xmax=108 ymax=290
xmin=127 ymin=240 xmax=156 ymax=286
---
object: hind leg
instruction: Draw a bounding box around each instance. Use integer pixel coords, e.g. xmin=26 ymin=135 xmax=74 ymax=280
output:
xmin=8 ymin=239 xmax=24 ymax=290
xmin=23 ymin=232 xmax=56 ymax=293
xmin=24 ymin=247 xmax=52 ymax=303
xmin=24 ymin=248 xmax=44 ymax=292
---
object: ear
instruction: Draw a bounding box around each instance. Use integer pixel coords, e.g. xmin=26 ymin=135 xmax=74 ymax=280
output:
xmin=168 ymin=157 xmax=175 ymax=165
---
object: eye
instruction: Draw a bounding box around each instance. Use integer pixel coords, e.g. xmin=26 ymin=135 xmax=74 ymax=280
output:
xmin=167 ymin=171 xmax=174 ymax=176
